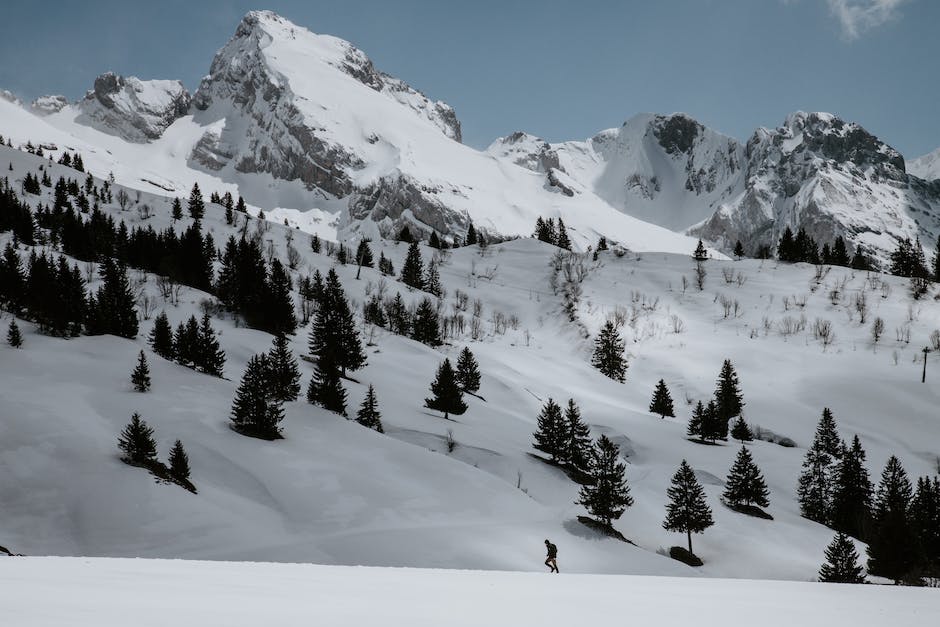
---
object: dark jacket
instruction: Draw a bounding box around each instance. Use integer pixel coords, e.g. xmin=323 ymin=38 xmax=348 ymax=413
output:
xmin=546 ymin=542 xmax=557 ymax=559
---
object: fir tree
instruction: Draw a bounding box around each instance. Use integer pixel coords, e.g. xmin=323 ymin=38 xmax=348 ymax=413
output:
xmin=798 ymin=446 xmax=834 ymax=525
xmin=131 ymin=350 xmax=151 ymax=392
xmin=378 ymin=252 xmax=394 ymax=276
xmin=663 ymin=460 xmax=714 ymax=557
xmin=931 ymin=234 xmax=940 ymax=282
xmin=187 ymin=183 xmax=204 ymax=220
xmin=591 ymin=320 xmax=627 ymax=382
xmin=196 ymin=314 xmax=226 ymax=377
xmin=148 ymin=311 xmax=175 ymax=360
xmin=730 ymin=416 xmax=753 ymax=443
xmin=86 ymin=257 xmax=138 ymax=339
xmin=564 ymin=398 xmax=593 ymax=471
xmin=910 ymin=476 xmax=940 ymax=575
xmin=455 ymin=346 xmax=481 ymax=393
xmin=266 ymin=334 xmax=301 ymax=402
xmin=356 ymin=239 xmax=374 ymax=268
xmin=688 ymin=401 xmax=706 ymax=441
xmin=397 ymin=225 xmax=414 ymax=243
xmin=306 ymin=352 xmax=348 ymax=416
xmin=723 ymin=446 xmax=770 ymax=508
xmin=649 ymin=379 xmax=675 ymax=418
xmin=385 ymin=292 xmax=411 ymax=335
xmin=411 ymin=297 xmax=442 ymax=347
xmin=693 ymin=239 xmax=708 ymax=261
xmin=265 ymin=258 xmax=297 ymax=336
xmin=830 ymin=435 xmax=873 ymax=540
xmin=712 ymin=359 xmax=744 ymax=439
xmin=556 ymin=218 xmax=571 ymax=250
xmin=578 ymin=435 xmax=633 ymax=527
xmin=173 ymin=316 xmax=200 ymax=369
xmin=308 ymin=268 xmax=366 ymax=376
xmin=363 ymin=294 xmax=388 ymax=328
xmin=777 ymin=226 xmax=796 ymax=262
xmin=424 ymin=261 xmax=443 ymax=298
xmin=7 ymin=319 xmax=22 ymax=348
xmin=867 ymin=456 xmax=915 ymax=583
xmin=832 ymin=236 xmax=851 ymax=267
xmin=465 ymin=221 xmax=478 ymax=246
xmin=428 ymin=231 xmax=442 ymax=250
xmin=231 ymin=354 xmax=284 ymax=439
xmin=168 ymin=440 xmax=191 ymax=482
xmin=532 ymin=398 xmax=565 ymax=462
xmin=400 ymin=241 xmax=425 ymax=290
xmin=733 ymin=240 xmax=745 ymax=258
xmin=356 ymin=384 xmax=384 ymax=433
xmin=425 ymin=358 xmax=466 ymax=419
xmin=310 ymin=233 xmax=321 ymax=254
xmin=335 ymin=243 xmax=348 ymax=265
xmin=819 ymin=533 xmax=866 ymax=583
xmin=812 ymin=408 xmax=843 ymax=460
xmin=118 ymin=413 xmax=158 ymax=465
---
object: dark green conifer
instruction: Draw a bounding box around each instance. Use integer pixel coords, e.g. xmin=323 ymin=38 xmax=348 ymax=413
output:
xmin=148 ymin=311 xmax=175 ymax=360
xmin=532 ymin=398 xmax=564 ymax=462
xmin=663 ymin=460 xmax=714 ymax=557
xmin=578 ymin=435 xmax=633 ymax=527
xmin=399 ymin=241 xmax=425 ymax=290
xmin=425 ymin=358 xmax=466 ymax=419
xmin=455 ymin=347 xmax=481 ymax=393
xmin=118 ymin=413 xmax=158 ymax=465
xmin=266 ymin=334 xmax=301 ymax=402
xmin=723 ymin=446 xmax=769 ymax=508
xmin=131 ymin=350 xmax=151 ymax=392
xmin=649 ymin=379 xmax=675 ymax=418
xmin=168 ymin=440 xmax=191 ymax=482
xmin=819 ymin=533 xmax=866 ymax=583
xmin=356 ymin=384 xmax=384 ymax=433
xmin=7 ymin=319 xmax=22 ymax=348
xmin=591 ymin=320 xmax=627 ymax=382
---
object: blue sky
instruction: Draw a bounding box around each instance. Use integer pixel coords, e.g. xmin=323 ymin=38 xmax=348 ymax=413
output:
xmin=1 ymin=0 xmax=937 ymax=157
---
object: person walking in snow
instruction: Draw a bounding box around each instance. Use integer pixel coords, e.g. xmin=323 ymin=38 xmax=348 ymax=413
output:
xmin=544 ymin=539 xmax=559 ymax=573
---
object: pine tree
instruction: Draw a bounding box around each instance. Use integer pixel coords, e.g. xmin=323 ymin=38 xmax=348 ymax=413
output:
xmin=455 ymin=347 xmax=481 ymax=393
xmin=428 ymin=231 xmax=441 ymax=250
xmin=730 ymin=416 xmax=753 ymax=443
xmin=265 ymin=258 xmax=297 ymax=336
xmin=397 ymin=226 xmax=414 ymax=243
xmin=148 ymin=311 xmax=175 ymax=360
xmin=465 ymin=221 xmax=478 ymax=246
xmin=356 ymin=239 xmax=374 ymax=268
xmin=196 ymin=314 xmax=226 ymax=377
xmin=7 ymin=319 xmax=22 ymax=348
xmin=723 ymin=446 xmax=770 ymax=508
xmin=411 ymin=297 xmax=442 ymax=347
xmin=118 ymin=413 xmax=158 ymax=465
xmin=649 ymin=379 xmax=675 ymax=418
xmin=591 ymin=320 xmax=627 ymax=382
xmin=798 ymin=446 xmax=835 ymax=525
xmin=356 ymin=384 xmax=384 ymax=433
xmin=306 ymin=352 xmax=348 ymax=416
xmin=168 ymin=440 xmax=191 ymax=482
xmin=910 ymin=476 xmax=940 ymax=575
xmin=867 ymin=455 xmax=915 ymax=583
xmin=693 ymin=239 xmax=708 ymax=261
xmin=578 ymin=435 xmax=633 ymax=527
xmin=400 ymin=241 xmax=425 ymax=290
xmin=378 ymin=252 xmax=394 ymax=276
xmin=556 ymin=218 xmax=571 ymax=250
xmin=266 ymin=334 xmax=301 ymax=402
xmin=819 ymin=533 xmax=866 ymax=583
xmin=170 ymin=197 xmax=183 ymax=221
xmin=187 ymin=183 xmax=204 ymax=220
xmin=385 ymin=292 xmax=411 ymax=335
xmin=310 ymin=233 xmax=321 ymax=254
xmin=663 ymin=460 xmax=714 ymax=557
xmin=425 ymin=358 xmax=466 ymax=419
xmin=688 ymin=401 xmax=706 ymax=441
xmin=832 ymin=236 xmax=851 ymax=267
xmin=712 ymin=359 xmax=743 ymax=439
xmin=308 ymin=269 xmax=366 ymax=376
xmin=812 ymin=408 xmax=843 ymax=460
xmin=777 ymin=226 xmax=796 ymax=262
xmin=86 ymin=257 xmax=138 ymax=339
xmin=532 ymin=398 xmax=565 ymax=462
xmin=733 ymin=240 xmax=745 ymax=258
xmin=830 ymin=435 xmax=873 ymax=540
xmin=565 ymin=398 xmax=593 ymax=471
xmin=131 ymin=350 xmax=151 ymax=392
xmin=231 ymin=354 xmax=284 ymax=439
xmin=930 ymin=234 xmax=940 ymax=282
xmin=424 ymin=261 xmax=443 ymax=298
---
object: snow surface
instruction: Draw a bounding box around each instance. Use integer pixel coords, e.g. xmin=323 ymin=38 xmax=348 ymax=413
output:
xmin=909 ymin=146 xmax=940 ymax=181
xmin=2 ymin=143 xmax=940 ymax=582
xmin=2 ymin=557 xmax=938 ymax=627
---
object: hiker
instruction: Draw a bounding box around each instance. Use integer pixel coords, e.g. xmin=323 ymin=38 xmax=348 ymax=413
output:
xmin=544 ymin=539 xmax=558 ymax=573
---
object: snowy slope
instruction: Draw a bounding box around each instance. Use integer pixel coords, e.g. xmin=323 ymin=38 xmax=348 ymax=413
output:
xmin=2 ymin=144 xmax=940 ymax=581
xmin=909 ymin=147 xmax=940 ymax=181
xmin=3 ymin=558 xmax=938 ymax=627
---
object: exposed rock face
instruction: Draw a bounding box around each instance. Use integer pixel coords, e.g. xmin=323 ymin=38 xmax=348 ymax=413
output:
xmin=691 ymin=112 xmax=940 ymax=263
xmin=486 ymin=132 xmax=562 ymax=173
xmin=30 ymin=95 xmax=68 ymax=116
xmin=75 ymin=72 xmax=191 ymax=142
xmin=909 ymin=147 xmax=940 ymax=182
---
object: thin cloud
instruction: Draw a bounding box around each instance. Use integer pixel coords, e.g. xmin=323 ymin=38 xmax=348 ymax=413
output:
xmin=826 ymin=0 xmax=908 ymax=40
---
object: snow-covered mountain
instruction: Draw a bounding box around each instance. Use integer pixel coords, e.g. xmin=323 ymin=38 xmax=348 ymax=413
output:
xmin=909 ymin=147 xmax=940 ymax=182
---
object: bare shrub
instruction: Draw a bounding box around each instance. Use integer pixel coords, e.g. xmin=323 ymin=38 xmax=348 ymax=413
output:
xmin=931 ymin=329 xmax=940 ymax=351
xmin=871 ymin=317 xmax=885 ymax=343
xmin=694 ymin=261 xmax=707 ymax=291
xmin=670 ymin=314 xmax=685 ymax=334
xmin=853 ymin=291 xmax=868 ymax=323
xmin=813 ymin=318 xmax=835 ymax=348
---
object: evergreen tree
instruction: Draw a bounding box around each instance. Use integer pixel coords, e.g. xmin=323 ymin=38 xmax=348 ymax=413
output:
xmin=687 ymin=401 xmax=706 ymax=441
xmin=465 ymin=221 xmax=478 ymax=246
xmin=187 ymin=183 xmax=205 ymax=220
xmin=6 ymin=319 xmax=22 ymax=348
xmin=693 ymin=239 xmax=708 ymax=261
xmin=713 ymin=359 xmax=744 ymax=439
xmin=910 ymin=476 xmax=940 ymax=575
xmin=131 ymin=350 xmax=151 ymax=392
xmin=730 ymin=416 xmax=753 ymax=443
xmin=168 ymin=440 xmax=191 ymax=482
xmin=85 ymin=257 xmax=138 ymax=339
xmin=196 ymin=314 xmax=226 ymax=377
xmin=812 ymin=408 xmax=843 ymax=460
xmin=411 ymin=297 xmax=442 ymax=347
xmin=798 ymin=446 xmax=834 ymax=525
xmin=363 ymin=294 xmax=388 ymax=328
xmin=832 ymin=236 xmax=851 ymax=267
xmin=663 ymin=460 xmax=714 ymax=556
xmin=532 ymin=398 xmax=565 ymax=462
xmin=266 ymin=334 xmax=301 ymax=402
xmin=932 ymin=234 xmax=940 ymax=282
xmin=556 ymin=218 xmax=571 ymax=250
xmin=455 ymin=346 xmax=481 ymax=393
xmin=308 ymin=268 xmax=366 ymax=376
xmin=425 ymin=358 xmax=466 ymax=419
xmin=170 ymin=198 xmax=183 ymax=221
xmin=335 ymin=243 xmax=348 ymax=265
xmin=564 ymin=398 xmax=593 ymax=471
xmin=649 ymin=379 xmax=675 ymax=418
xmin=148 ymin=311 xmax=175 ymax=360
xmin=830 ymin=435 xmax=873 ymax=540
xmin=723 ymin=446 xmax=770 ymax=508
xmin=534 ymin=217 xmax=555 ymax=244
xmin=173 ymin=316 xmax=200 ymax=369
xmin=310 ymin=233 xmax=321 ymax=254
xmin=397 ymin=225 xmax=414 ymax=243
xmin=819 ymin=533 xmax=866 ymax=583
xmin=578 ymin=435 xmax=633 ymax=527
xmin=356 ymin=384 xmax=384 ymax=433
xmin=867 ymin=456 xmax=915 ymax=583
xmin=777 ymin=226 xmax=796 ymax=262
xmin=428 ymin=231 xmax=442 ymax=250
xmin=399 ymin=241 xmax=425 ymax=290
xmin=306 ymin=352 xmax=348 ymax=416
xmin=356 ymin=239 xmax=374 ymax=268
xmin=733 ymin=240 xmax=745 ymax=258
xmin=385 ymin=292 xmax=411 ymax=335
xmin=265 ymin=258 xmax=297 ymax=336
xmin=591 ymin=320 xmax=627 ymax=382
xmin=231 ymin=354 xmax=284 ymax=439
xmin=424 ymin=261 xmax=443 ymax=298
xmin=118 ymin=413 xmax=158 ymax=465
xmin=378 ymin=252 xmax=394 ymax=276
